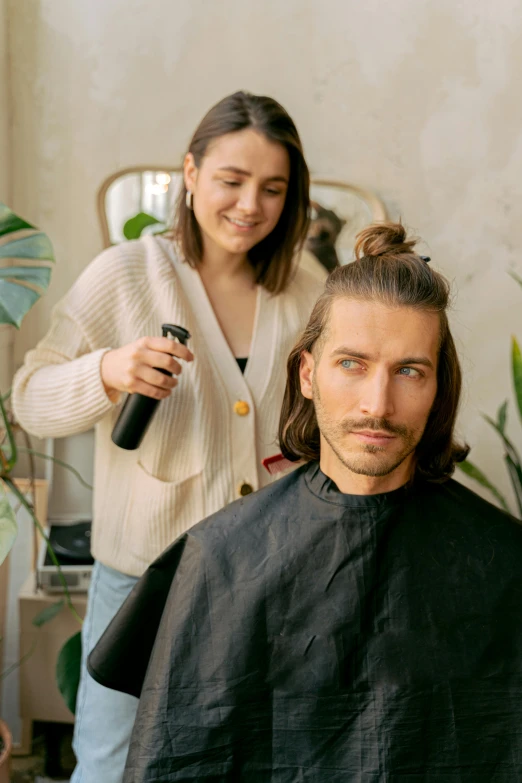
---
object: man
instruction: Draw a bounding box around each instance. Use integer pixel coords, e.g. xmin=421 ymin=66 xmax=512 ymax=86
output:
xmin=89 ymin=222 xmax=522 ymax=781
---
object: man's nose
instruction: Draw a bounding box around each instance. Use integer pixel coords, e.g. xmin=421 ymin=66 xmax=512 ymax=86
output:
xmin=359 ymin=371 xmax=395 ymax=419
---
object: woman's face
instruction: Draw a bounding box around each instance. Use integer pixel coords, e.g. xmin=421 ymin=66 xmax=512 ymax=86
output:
xmin=184 ymin=128 xmax=290 ymax=261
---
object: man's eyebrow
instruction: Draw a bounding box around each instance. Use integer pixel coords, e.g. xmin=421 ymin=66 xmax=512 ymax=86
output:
xmin=398 ymin=356 xmax=435 ymax=370
xmin=330 ymin=348 xmax=374 ymax=361
xmin=217 ymin=166 xmax=288 ymax=183
xmin=330 ymin=347 xmax=434 ymax=370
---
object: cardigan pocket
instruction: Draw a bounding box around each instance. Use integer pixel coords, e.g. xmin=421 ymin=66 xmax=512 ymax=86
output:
xmin=134 ymin=378 xmax=205 ymax=484
xmin=124 ymin=461 xmax=206 ymax=567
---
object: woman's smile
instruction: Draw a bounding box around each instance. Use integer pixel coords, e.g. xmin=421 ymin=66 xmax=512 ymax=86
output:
xmin=224 ymin=215 xmax=261 ymax=232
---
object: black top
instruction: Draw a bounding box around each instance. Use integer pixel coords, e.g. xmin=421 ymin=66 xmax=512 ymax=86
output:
xmin=235 ymin=357 xmax=248 ymax=374
xmin=89 ymin=462 xmax=522 ymax=782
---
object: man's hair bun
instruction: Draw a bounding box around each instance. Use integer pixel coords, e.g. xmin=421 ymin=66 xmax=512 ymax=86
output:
xmin=354 ymin=222 xmax=417 ymax=260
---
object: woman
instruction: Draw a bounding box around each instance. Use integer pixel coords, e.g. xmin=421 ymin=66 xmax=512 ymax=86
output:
xmin=12 ymin=91 xmax=326 ymax=782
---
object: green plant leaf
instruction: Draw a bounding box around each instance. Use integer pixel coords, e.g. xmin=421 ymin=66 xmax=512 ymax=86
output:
xmin=123 ymin=211 xmax=162 ymax=240
xmin=0 ymin=489 xmax=18 ymax=566
xmin=483 ymin=413 xmax=522 ymax=518
xmin=0 ymin=202 xmax=55 ymax=328
xmin=483 ymin=414 xmax=522 ymax=465
xmin=505 ymin=454 xmax=522 ymax=519
xmin=0 ymin=204 xmax=33 ymax=235
xmin=0 ymin=391 xmax=17 ymax=470
xmin=508 ymin=269 xmax=522 ymax=289
xmin=512 ymin=337 xmax=522 ymax=424
xmin=32 ymin=599 xmax=65 ymax=628
xmin=0 ymin=265 xmax=52 ymax=287
xmin=457 ymin=459 xmax=511 ymax=513
xmin=497 ymin=400 xmax=508 ymax=434
xmin=56 ymin=630 xmax=82 ymax=714
xmin=0 ymin=280 xmax=40 ymax=327
xmin=0 ymin=232 xmax=54 ymax=261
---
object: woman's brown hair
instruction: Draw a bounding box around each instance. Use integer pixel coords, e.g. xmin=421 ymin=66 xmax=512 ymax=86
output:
xmin=172 ymin=91 xmax=310 ymax=295
xmin=279 ymin=222 xmax=469 ymax=482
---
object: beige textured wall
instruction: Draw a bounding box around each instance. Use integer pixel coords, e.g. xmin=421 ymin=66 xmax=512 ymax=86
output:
xmin=0 ymin=0 xmax=8 ymax=203
xmin=6 ymin=0 xmax=522 ymax=513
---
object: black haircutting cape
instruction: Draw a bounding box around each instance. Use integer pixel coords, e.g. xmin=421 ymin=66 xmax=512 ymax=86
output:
xmin=88 ymin=462 xmax=522 ymax=782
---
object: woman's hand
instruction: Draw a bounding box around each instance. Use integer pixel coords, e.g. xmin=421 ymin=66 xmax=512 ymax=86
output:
xmin=101 ymin=337 xmax=194 ymax=401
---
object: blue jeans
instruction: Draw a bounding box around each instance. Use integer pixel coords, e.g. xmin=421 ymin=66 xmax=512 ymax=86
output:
xmin=71 ymin=561 xmax=139 ymax=783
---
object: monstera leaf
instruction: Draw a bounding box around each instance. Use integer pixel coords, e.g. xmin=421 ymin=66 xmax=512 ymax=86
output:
xmin=0 ymin=202 xmax=55 ymax=327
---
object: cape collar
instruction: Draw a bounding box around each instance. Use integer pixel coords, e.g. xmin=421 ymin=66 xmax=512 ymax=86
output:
xmin=304 ymin=461 xmax=413 ymax=508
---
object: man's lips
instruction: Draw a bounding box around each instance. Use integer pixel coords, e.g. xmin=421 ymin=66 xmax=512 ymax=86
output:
xmin=350 ymin=430 xmax=397 ymax=446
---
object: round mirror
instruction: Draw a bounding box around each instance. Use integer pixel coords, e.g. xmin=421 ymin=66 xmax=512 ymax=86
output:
xmin=97 ymin=168 xmax=388 ymax=272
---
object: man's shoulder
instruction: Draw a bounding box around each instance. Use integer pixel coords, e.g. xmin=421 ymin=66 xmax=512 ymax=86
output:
xmin=429 ymin=477 xmax=522 ymax=541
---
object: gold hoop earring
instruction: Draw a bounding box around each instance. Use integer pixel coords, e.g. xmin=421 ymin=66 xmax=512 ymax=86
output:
xmin=185 ymin=190 xmax=193 ymax=209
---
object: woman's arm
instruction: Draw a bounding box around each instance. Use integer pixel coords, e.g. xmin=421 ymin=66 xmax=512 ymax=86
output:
xmin=12 ymin=244 xmax=132 ymax=438
xmin=12 ymin=300 xmax=116 ymax=438
xmin=12 ymin=243 xmax=193 ymax=439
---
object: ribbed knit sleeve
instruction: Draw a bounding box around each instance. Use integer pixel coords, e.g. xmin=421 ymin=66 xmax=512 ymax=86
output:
xmin=12 ymin=327 xmax=114 ymax=437
xmin=12 ymin=242 xmax=150 ymax=438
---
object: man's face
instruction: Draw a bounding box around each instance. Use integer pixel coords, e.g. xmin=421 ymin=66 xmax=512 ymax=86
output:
xmin=299 ymin=298 xmax=440 ymax=491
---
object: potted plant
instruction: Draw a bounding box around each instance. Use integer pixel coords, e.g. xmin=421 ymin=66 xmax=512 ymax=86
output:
xmin=458 ymin=273 xmax=522 ymax=518
xmin=0 ymin=203 xmax=84 ymax=776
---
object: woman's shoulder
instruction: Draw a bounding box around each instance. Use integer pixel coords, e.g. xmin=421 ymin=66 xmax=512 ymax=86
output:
xmin=294 ymin=248 xmax=329 ymax=285
xmin=284 ymin=252 xmax=327 ymax=304
xmin=86 ymin=236 xmax=173 ymax=275
xmin=76 ymin=236 xmax=177 ymax=292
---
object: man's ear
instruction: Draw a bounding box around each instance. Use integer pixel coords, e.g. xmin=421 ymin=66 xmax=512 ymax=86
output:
xmin=183 ymin=152 xmax=198 ymax=193
xmin=299 ymin=351 xmax=315 ymax=400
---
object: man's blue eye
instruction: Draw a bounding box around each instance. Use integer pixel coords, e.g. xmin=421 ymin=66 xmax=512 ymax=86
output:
xmin=399 ymin=367 xmax=420 ymax=377
xmin=341 ymin=360 xmax=358 ymax=369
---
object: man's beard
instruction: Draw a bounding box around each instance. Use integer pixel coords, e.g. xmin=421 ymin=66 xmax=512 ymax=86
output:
xmin=312 ymin=377 xmax=422 ymax=479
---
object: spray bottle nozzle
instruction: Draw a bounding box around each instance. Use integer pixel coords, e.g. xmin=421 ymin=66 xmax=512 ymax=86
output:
xmin=161 ymin=324 xmax=191 ymax=344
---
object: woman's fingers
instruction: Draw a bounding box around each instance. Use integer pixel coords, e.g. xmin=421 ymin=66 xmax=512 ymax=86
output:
xmin=124 ymin=378 xmax=174 ymax=400
xmin=143 ymin=336 xmax=194 ymax=364
xmin=101 ymin=336 xmax=193 ymax=398
xmin=143 ymin=348 xmax=183 ymax=377
xmin=138 ymin=365 xmax=179 ymax=391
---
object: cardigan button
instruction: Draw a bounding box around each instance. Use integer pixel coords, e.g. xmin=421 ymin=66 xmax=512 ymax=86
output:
xmin=234 ymin=400 xmax=250 ymax=416
xmin=238 ymin=482 xmax=254 ymax=497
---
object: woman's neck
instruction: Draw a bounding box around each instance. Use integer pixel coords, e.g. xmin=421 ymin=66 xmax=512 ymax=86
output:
xmin=199 ymin=245 xmax=255 ymax=286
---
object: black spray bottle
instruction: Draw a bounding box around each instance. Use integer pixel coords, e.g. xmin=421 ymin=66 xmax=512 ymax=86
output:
xmin=111 ymin=324 xmax=191 ymax=450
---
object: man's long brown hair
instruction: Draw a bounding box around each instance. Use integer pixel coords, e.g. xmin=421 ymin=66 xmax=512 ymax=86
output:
xmin=172 ymin=91 xmax=310 ymax=295
xmin=279 ymin=222 xmax=469 ymax=482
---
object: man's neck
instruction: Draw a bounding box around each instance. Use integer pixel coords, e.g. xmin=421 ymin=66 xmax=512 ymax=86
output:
xmin=319 ymin=452 xmax=414 ymax=496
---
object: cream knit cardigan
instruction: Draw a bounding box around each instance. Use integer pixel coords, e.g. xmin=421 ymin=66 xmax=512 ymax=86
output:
xmin=13 ymin=236 xmax=326 ymax=576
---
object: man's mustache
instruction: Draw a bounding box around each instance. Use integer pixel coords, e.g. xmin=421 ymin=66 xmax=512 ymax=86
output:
xmin=341 ymin=417 xmax=409 ymax=437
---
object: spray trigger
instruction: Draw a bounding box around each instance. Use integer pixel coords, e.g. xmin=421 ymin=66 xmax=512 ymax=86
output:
xmin=161 ymin=324 xmax=191 ymax=344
